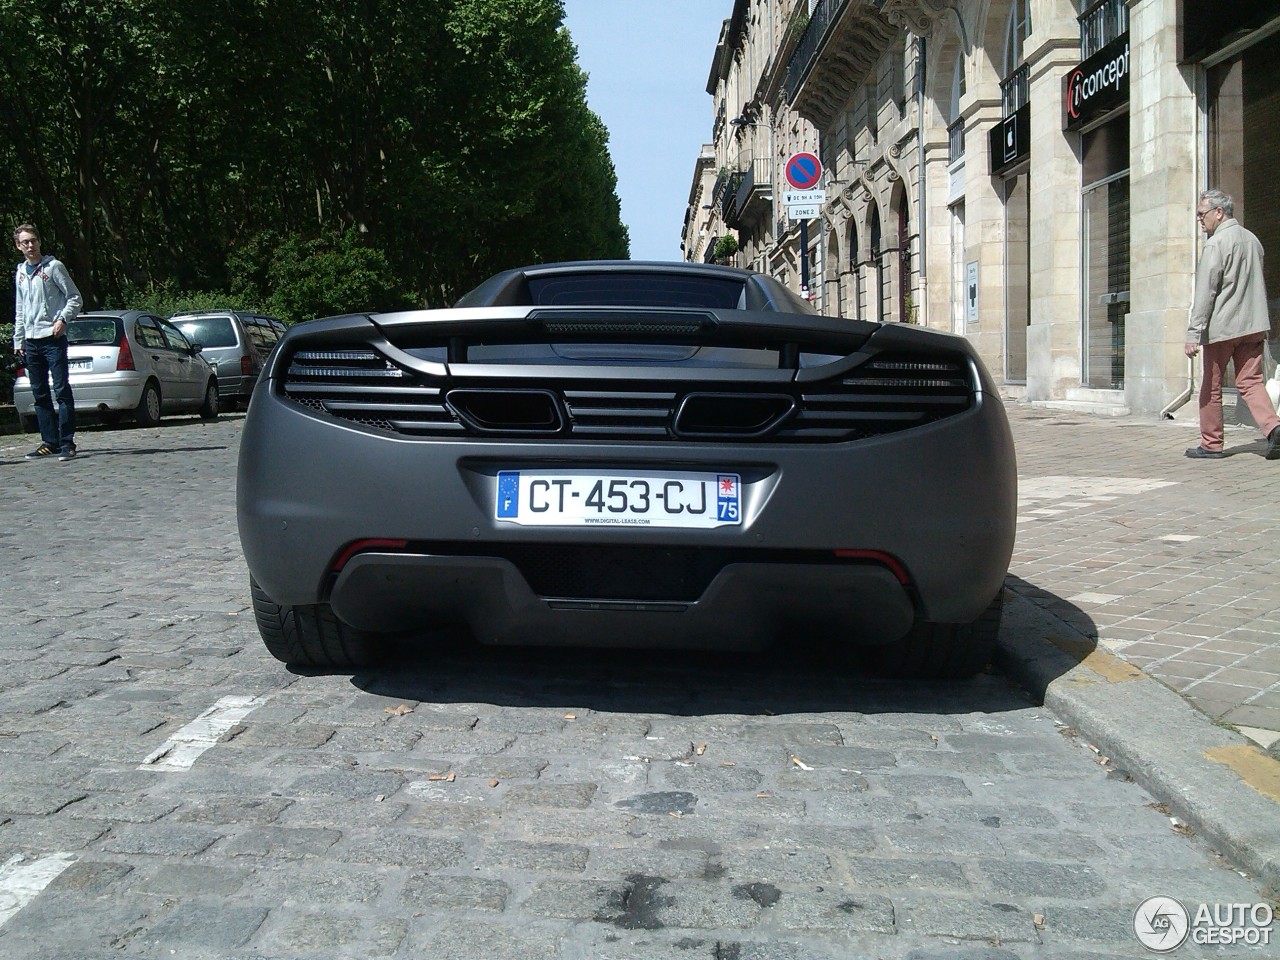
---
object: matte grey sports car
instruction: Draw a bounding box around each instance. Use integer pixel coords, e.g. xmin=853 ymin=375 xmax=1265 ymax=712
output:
xmin=237 ymin=261 xmax=1016 ymax=676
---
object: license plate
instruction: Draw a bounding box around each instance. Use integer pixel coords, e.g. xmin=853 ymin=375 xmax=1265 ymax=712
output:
xmin=69 ymin=359 xmax=92 ymax=371
xmin=496 ymin=470 xmax=741 ymax=528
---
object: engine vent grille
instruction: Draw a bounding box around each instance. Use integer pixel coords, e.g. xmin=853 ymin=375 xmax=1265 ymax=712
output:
xmin=279 ymin=346 xmax=972 ymax=442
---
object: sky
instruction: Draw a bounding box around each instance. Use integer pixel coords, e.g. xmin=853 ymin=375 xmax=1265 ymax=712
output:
xmin=561 ymin=1 xmax=732 ymax=262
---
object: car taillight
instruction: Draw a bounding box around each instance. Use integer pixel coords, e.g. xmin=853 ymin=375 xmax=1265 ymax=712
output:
xmin=116 ymin=337 xmax=135 ymax=371
xmin=241 ymin=355 xmax=253 ymax=376
xmin=14 ymin=365 xmax=25 ymax=378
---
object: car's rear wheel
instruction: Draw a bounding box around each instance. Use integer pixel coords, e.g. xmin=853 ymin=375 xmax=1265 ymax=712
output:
xmin=871 ymin=589 xmax=1005 ymax=680
xmin=199 ymin=380 xmax=219 ymax=419
xmin=249 ymin=576 xmax=376 ymax=669
xmin=20 ymin=414 xmax=37 ymax=433
xmin=135 ymin=381 xmax=161 ymax=427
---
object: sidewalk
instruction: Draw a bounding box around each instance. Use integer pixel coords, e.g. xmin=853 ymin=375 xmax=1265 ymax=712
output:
xmin=997 ymin=399 xmax=1280 ymax=890
xmin=1004 ymin=399 xmax=1280 ymax=745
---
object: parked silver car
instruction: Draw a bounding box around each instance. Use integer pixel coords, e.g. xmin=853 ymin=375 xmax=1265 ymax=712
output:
xmin=14 ymin=310 xmax=219 ymax=429
xmin=168 ymin=311 xmax=284 ymax=410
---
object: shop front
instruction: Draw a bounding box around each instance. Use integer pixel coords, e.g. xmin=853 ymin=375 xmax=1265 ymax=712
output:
xmin=1065 ymin=7 xmax=1131 ymax=392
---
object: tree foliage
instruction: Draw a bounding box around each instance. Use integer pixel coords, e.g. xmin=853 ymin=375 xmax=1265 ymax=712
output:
xmin=0 ymin=0 xmax=628 ymax=323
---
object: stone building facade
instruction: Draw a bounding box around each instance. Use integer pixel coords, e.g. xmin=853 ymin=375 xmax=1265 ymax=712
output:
xmin=684 ymin=0 xmax=1280 ymax=418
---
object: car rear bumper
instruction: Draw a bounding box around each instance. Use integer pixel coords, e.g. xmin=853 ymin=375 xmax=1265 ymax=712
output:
xmin=213 ymin=371 xmax=255 ymax=401
xmin=238 ymin=386 xmax=1017 ymax=642
xmin=13 ymin=374 xmax=146 ymax=415
xmin=330 ymin=551 xmax=913 ymax=649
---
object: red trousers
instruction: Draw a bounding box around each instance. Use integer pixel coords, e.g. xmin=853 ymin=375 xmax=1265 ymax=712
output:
xmin=1198 ymin=333 xmax=1280 ymax=451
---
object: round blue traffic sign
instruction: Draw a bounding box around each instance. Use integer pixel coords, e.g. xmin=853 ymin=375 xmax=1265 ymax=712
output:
xmin=785 ymin=152 xmax=823 ymax=190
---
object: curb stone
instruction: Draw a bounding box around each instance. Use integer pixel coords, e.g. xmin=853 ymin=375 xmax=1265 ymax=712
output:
xmin=996 ymin=588 xmax=1280 ymax=894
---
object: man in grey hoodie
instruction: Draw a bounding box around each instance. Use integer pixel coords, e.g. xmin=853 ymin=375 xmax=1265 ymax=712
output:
xmin=13 ymin=223 xmax=82 ymax=460
xmin=1184 ymin=190 xmax=1280 ymax=460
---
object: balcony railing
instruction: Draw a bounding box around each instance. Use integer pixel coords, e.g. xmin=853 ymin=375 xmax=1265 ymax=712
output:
xmin=1000 ymin=63 xmax=1028 ymax=117
xmin=719 ymin=171 xmax=747 ymax=224
xmin=726 ymin=158 xmax=772 ymax=229
xmin=784 ymin=0 xmax=849 ymax=103
xmin=947 ymin=120 xmax=965 ymax=164
xmin=1079 ymin=0 xmax=1128 ymax=59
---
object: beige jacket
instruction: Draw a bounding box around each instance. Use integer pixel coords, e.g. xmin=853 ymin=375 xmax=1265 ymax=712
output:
xmin=1187 ymin=219 xmax=1270 ymax=344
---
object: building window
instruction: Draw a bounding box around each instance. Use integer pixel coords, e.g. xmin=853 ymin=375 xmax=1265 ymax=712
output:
xmin=1004 ymin=0 xmax=1032 ymax=74
xmin=1079 ymin=0 xmax=1128 ymax=59
xmin=950 ymin=203 xmax=966 ymax=334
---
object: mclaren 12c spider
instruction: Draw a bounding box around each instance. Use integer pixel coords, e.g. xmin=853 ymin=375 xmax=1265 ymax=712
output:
xmin=237 ymin=261 xmax=1016 ymax=676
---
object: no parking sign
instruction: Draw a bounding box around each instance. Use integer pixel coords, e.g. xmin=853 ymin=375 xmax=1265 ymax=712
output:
xmin=784 ymin=152 xmax=823 ymax=190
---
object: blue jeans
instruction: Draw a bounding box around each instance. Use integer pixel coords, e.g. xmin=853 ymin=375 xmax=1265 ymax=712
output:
xmin=24 ymin=336 xmax=76 ymax=448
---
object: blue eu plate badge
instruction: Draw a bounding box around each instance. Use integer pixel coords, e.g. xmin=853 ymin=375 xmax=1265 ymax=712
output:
xmin=496 ymin=471 xmax=520 ymax=518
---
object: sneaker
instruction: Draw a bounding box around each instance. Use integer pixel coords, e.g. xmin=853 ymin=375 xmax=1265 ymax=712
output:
xmin=24 ymin=443 xmax=57 ymax=460
xmin=1184 ymin=446 xmax=1226 ymax=459
xmin=1267 ymin=426 xmax=1280 ymax=461
xmin=58 ymin=443 xmax=77 ymax=461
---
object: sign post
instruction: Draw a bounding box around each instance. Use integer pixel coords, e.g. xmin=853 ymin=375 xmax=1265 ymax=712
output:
xmin=783 ymin=153 xmax=825 ymax=296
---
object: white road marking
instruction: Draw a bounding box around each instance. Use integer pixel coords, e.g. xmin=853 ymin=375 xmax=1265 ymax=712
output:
xmin=0 ymin=853 xmax=76 ymax=928
xmin=1018 ymin=476 xmax=1177 ymax=508
xmin=138 ymin=695 xmax=269 ymax=771
xmin=1069 ymin=592 xmax=1122 ymax=605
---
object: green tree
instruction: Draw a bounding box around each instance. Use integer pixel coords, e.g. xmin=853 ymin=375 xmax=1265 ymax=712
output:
xmin=0 ymin=0 xmax=628 ymax=318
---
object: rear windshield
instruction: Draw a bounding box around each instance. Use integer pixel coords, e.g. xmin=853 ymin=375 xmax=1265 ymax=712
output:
xmin=527 ymin=275 xmax=745 ymax=309
xmin=66 ymin=317 xmax=121 ymax=346
xmin=173 ymin=317 xmax=238 ymax=348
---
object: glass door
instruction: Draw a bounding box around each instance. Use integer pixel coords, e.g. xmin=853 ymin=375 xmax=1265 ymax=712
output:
xmin=1082 ymin=175 xmax=1130 ymax=389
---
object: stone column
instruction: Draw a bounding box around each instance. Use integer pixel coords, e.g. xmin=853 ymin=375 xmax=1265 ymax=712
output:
xmin=1126 ymin=0 xmax=1198 ymax=417
xmin=1024 ymin=16 xmax=1085 ymax=402
xmin=962 ymin=96 xmax=1008 ymax=381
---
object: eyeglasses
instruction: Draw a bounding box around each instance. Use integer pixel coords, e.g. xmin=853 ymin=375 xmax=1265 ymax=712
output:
xmin=1196 ymin=209 xmax=1218 ymax=221
xmin=16 ymin=238 xmax=38 ymax=246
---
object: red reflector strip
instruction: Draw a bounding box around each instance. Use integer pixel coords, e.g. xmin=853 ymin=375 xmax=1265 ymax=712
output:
xmin=833 ymin=549 xmax=910 ymax=585
xmin=332 ymin=538 xmax=409 ymax=571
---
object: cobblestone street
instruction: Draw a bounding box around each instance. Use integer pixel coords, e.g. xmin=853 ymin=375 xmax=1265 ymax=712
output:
xmin=0 ymin=407 xmax=1274 ymax=959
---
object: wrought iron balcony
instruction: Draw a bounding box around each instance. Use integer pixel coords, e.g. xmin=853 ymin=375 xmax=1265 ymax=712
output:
xmin=720 ymin=171 xmax=747 ymax=226
xmin=947 ymin=120 xmax=965 ymax=164
xmin=725 ymin=159 xmax=772 ymax=229
xmin=784 ymin=0 xmax=896 ymax=128
xmin=1079 ymin=0 xmax=1128 ymax=59
xmin=1000 ymin=64 xmax=1029 ymax=118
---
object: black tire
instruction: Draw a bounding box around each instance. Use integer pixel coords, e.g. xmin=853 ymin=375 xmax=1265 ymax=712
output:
xmin=872 ymin=589 xmax=1005 ymax=680
xmin=199 ymin=380 xmax=219 ymax=419
xmin=249 ymin=575 xmax=376 ymax=669
xmin=135 ymin=381 xmax=161 ymax=427
xmin=20 ymin=414 xmax=37 ymax=433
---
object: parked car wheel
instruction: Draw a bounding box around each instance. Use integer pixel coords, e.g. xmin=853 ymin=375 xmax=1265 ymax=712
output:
xmin=199 ymin=380 xmax=219 ymax=419
xmin=871 ymin=590 xmax=1005 ymax=680
xmin=20 ymin=414 xmax=37 ymax=433
xmin=250 ymin=576 xmax=376 ymax=669
xmin=135 ymin=381 xmax=162 ymax=427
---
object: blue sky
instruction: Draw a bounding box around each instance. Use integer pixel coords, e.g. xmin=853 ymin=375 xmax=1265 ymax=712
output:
xmin=561 ymin=1 xmax=731 ymax=262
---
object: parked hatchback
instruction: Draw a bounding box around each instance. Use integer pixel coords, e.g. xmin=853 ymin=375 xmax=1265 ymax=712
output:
xmin=169 ymin=311 xmax=284 ymax=410
xmin=13 ymin=310 xmax=219 ymax=429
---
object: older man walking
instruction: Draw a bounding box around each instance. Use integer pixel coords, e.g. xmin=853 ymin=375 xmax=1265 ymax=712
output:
xmin=1184 ymin=189 xmax=1280 ymax=460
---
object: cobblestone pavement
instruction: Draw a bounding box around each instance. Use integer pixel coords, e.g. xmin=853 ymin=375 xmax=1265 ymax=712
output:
xmin=0 ymin=412 xmax=1273 ymax=959
xmin=1007 ymin=402 xmax=1280 ymax=746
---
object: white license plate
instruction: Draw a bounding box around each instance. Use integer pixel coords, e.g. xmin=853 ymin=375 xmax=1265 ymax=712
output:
xmin=69 ymin=359 xmax=92 ymax=371
xmin=496 ymin=470 xmax=741 ymax=528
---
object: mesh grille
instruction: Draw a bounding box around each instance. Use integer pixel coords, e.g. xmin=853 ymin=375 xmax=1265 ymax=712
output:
xmin=279 ymin=345 xmax=972 ymax=442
